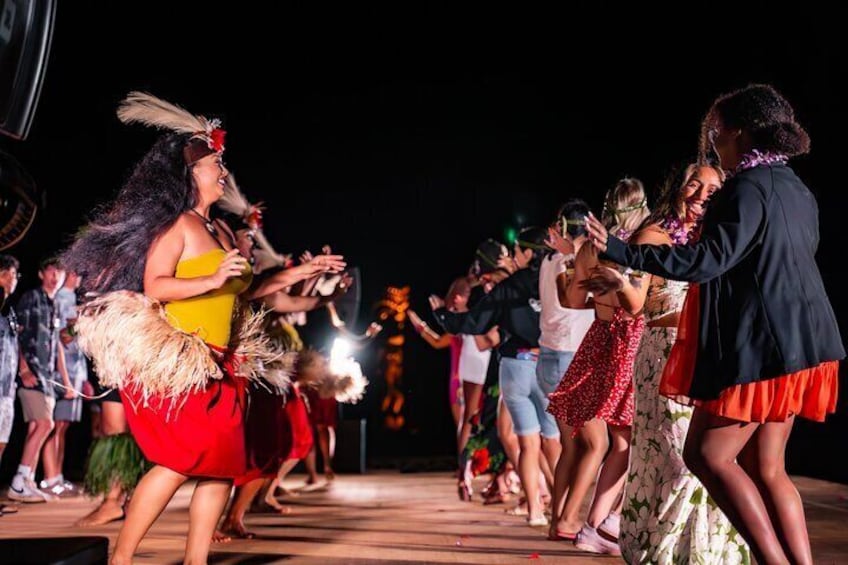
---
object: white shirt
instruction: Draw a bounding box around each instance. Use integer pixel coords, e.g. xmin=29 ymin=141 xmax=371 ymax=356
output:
xmin=538 ymin=252 xmax=595 ymax=352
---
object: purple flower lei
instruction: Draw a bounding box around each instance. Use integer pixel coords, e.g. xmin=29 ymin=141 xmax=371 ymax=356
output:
xmin=659 ymin=215 xmax=694 ymax=245
xmin=734 ymin=149 xmax=788 ymax=175
xmin=613 ymin=227 xmax=632 ymax=242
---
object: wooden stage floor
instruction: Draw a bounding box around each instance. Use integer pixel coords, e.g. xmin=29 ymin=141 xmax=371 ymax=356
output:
xmin=2 ymin=472 xmax=847 ymax=564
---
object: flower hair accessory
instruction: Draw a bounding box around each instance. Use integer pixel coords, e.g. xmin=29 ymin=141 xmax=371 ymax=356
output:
xmin=608 ymin=197 xmax=647 ymax=215
xmin=218 ymin=175 xmax=292 ymax=273
xmin=116 ymin=91 xmax=226 ymax=164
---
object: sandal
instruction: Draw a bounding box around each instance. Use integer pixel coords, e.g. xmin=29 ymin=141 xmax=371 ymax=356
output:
xmin=547 ymin=529 xmax=577 ymax=541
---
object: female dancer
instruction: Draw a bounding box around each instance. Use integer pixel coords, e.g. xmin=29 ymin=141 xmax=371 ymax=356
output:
xmin=63 ymin=93 xmax=341 ymax=564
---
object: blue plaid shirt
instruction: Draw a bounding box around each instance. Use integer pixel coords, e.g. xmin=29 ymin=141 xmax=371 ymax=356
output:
xmin=0 ymin=306 xmax=18 ymax=399
xmin=55 ymin=287 xmax=87 ymax=391
xmin=16 ymin=288 xmax=61 ymax=397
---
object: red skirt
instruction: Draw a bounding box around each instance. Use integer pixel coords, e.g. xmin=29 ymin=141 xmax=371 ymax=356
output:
xmin=234 ymin=384 xmax=315 ymax=486
xmin=547 ymin=308 xmax=645 ymax=430
xmin=122 ymin=371 xmax=247 ymax=479
xmin=661 ymin=284 xmax=840 ymax=423
xmin=305 ymin=388 xmax=339 ymax=428
xmin=286 ymin=387 xmax=314 ymax=461
xmin=235 ymin=385 xmax=292 ymax=486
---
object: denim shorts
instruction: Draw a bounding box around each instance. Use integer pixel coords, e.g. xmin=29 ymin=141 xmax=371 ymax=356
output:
xmin=535 ymin=346 xmax=575 ymax=396
xmin=499 ymin=356 xmax=559 ymax=438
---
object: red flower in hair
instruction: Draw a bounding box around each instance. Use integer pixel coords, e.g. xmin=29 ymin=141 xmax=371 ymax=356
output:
xmin=246 ymin=207 xmax=263 ymax=230
xmin=209 ymin=128 xmax=226 ymax=152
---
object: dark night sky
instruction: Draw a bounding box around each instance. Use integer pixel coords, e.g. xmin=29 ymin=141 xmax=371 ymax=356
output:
xmin=2 ymin=5 xmax=846 ymax=477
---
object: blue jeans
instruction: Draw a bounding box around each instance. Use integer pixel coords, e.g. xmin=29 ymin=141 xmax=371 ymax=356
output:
xmin=500 ymin=356 xmax=559 ymax=438
xmin=535 ymin=346 xmax=575 ymax=396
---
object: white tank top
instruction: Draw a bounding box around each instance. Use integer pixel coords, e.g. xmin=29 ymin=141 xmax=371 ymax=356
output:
xmin=538 ymin=252 xmax=595 ymax=352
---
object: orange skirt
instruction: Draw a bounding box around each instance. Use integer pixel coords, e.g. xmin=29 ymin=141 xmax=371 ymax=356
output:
xmin=660 ymin=284 xmax=840 ymax=423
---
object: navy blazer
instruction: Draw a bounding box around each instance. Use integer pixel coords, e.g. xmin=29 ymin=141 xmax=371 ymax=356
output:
xmin=604 ymin=163 xmax=844 ymax=400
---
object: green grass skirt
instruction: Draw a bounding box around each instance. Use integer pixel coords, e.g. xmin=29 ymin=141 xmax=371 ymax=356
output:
xmin=83 ymin=433 xmax=151 ymax=497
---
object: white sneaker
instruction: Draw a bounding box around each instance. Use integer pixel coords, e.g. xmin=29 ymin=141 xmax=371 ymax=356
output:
xmin=7 ymin=479 xmax=50 ymax=503
xmin=527 ymin=514 xmax=550 ymax=527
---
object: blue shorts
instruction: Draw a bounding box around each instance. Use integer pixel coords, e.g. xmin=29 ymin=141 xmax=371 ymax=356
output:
xmin=499 ymin=357 xmax=559 ymax=438
xmin=535 ymin=346 xmax=575 ymax=396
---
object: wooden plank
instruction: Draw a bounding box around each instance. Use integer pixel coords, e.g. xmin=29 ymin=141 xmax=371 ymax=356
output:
xmin=2 ymin=472 xmax=846 ymax=563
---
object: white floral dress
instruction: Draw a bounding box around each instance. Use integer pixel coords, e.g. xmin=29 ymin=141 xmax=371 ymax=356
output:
xmin=620 ymin=275 xmax=750 ymax=564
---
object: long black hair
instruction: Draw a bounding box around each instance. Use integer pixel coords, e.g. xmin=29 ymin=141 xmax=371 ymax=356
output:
xmin=62 ymin=133 xmax=199 ymax=294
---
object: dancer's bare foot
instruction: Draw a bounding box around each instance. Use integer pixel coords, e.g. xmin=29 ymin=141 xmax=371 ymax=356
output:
xmin=325 ymin=469 xmax=335 ymax=482
xmin=76 ymin=500 xmax=125 ymax=527
xmin=212 ymin=529 xmax=232 ymax=543
xmin=219 ymin=518 xmax=256 ymax=539
xmin=305 ymin=474 xmax=319 ymax=485
xmin=263 ymin=491 xmax=292 ymax=514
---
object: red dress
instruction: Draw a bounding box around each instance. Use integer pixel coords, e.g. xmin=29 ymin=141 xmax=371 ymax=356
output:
xmin=547 ymin=307 xmax=645 ymax=430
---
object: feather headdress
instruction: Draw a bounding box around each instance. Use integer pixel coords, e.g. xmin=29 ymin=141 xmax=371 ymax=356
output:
xmin=218 ymin=175 xmax=292 ymax=273
xmin=116 ymin=91 xmax=226 ymax=163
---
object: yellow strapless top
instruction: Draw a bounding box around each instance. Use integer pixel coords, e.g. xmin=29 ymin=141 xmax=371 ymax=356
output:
xmin=164 ymin=249 xmax=253 ymax=348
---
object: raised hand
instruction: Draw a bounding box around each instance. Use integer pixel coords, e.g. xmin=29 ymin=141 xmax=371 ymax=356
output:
xmin=545 ymin=226 xmax=575 ymax=256
xmin=578 ymin=265 xmax=626 ymax=295
xmin=497 ymin=254 xmax=517 ymax=274
xmin=303 ymin=254 xmax=346 ymax=276
xmin=328 ymin=273 xmax=354 ymax=300
xmin=365 ymin=322 xmax=383 ymax=337
xmin=428 ymin=294 xmax=445 ymax=311
xmin=585 ymin=212 xmax=609 ymax=253
xmin=210 ymin=249 xmax=249 ymax=288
